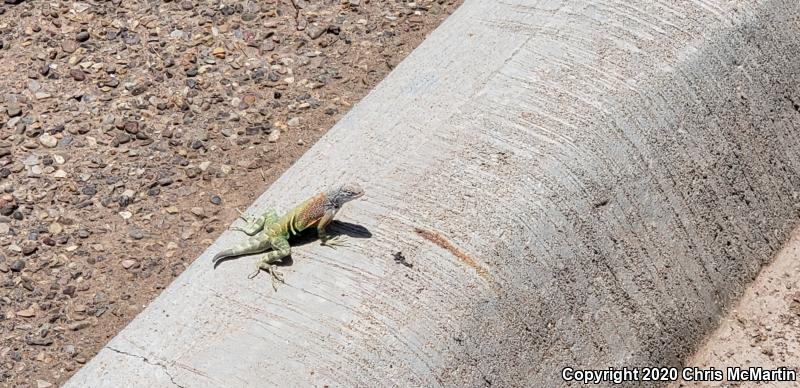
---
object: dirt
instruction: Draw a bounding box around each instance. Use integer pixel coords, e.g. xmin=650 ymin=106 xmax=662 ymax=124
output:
xmin=0 ymin=0 xmax=462 ymax=386
xmin=674 ymin=228 xmax=800 ymax=388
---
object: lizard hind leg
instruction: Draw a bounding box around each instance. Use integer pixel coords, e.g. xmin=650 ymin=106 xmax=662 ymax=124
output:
xmin=248 ymin=237 xmax=291 ymax=290
xmin=232 ymin=208 xmax=279 ymax=236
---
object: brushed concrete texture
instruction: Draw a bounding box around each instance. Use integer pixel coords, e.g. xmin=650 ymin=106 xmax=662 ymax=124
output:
xmin=67 ymin=0 xmax=800 ymax=386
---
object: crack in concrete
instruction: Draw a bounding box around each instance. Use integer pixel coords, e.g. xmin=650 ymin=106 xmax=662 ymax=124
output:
xmin=106 ymin=346 xmax=186 ymax=388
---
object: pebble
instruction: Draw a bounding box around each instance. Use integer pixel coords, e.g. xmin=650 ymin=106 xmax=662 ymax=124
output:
xmin=7 ymin=104 xmax=22 ymax=117
xmin=39 ymin=134 xmax=58 ymax=148
xmin=121 ymin=259 xmax=137 ymax=269
xmin=62 ymin=40 xmax=77 ymax=53
xmin=22 ymin=243 xmax=38 ymax=256
xmin=37 ymin=380 xmax=53 ymax=388
xmin=268 ymin=129 xmax=281 ymax=143
xmin=53 ymin=169 xmax=67 ymax=178
xmin=16 ymin=306 xmax=36 ymax=318
xmin=10 ymin=259 xmax=25 ymax=272
xmin=210 ymin=195 xmax=221 ymax=205
xmin=129 ymin=228 xmax=144 ymax=240
xmin=0 ymin=223 xmax=8 ymax=234
xmin=190 ymin=207 xmax=205 ymax=218
xmin=287 ymin=117 xmax=300 ymax=127
xmin=118 ymin=211 xmax=132 ymax=220
xmin=76 ymin=31 xmax=90 ymax=42
xmin=70 ymin=69 xmax=86 ymax=81
xmin=69 ymin=321 xmax=91 ymax=331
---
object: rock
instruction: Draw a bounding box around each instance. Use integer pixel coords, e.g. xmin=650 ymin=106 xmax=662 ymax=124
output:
xmin=70 ymin=69 xmax=86 ymax=81
xmin=191 ymin=207 xmax=205 ymax=218
xmin=348 ymin=0 xmax=360 ymax=5
xmin=185 ymin=166 xmax=201 ymax=178
xmin=39 ymin=134 xmax=58 ymax=148
xmin=62 ymin=40 xmax=77 ymax=53
xmin=7 ymin=104 xmax=22 ymax=117
xmin=210 ymin=195 xmax=221 ymax=205
xmin=62 ymin=285 xmax=76 ymax=296
xmin=16 ymin=306 xmax=36 ymax=318
xmin=48 ymin=222 xmax=63 ymax=234
xmin=37 ymin=380 xmax=53 ymax=388
xmin=53 ymin=169 xmax=67 ymax=178
xmin=75 ymin=31 xmax=90 ymax=42
xmin=268 ymin=129 xmax=281 ymax=143
xmin=118 ymin=211 xmax=132 ymax=220
xmin=0 ymin=223 xmax=9 ymax=234
xmin=287 ymin=117 xmax=300 ymax=127
xmin=9 ymin=259 xmax=24 ymax=272
xmin=307 ymin=25 xmax=326 ymax=39
xmin=21 ymin=243 xmax=38 ymax=255
xmin=121 ymin=259 xmax=137 ymax=269
xmin=68 ymin=321 xmax=91 ymax=331
xmin=129 ymin=228 xmax=144 ymax=240
xmin=26 ymin=336 xmax=53 ymax=346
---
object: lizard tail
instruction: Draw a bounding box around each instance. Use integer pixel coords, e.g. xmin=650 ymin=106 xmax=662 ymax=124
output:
xmin=212 ymin=238 xmax=270 ymax=267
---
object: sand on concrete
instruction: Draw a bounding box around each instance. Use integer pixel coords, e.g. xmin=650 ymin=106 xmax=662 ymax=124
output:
xmin=675 ymin=227 xmax=800 ymax=388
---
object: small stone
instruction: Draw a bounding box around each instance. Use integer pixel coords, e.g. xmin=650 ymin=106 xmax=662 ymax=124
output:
xmin=118 ymin=211 xmax=132 ymax=220
xmin=35 ymin=92 xmax=51 ymax=100
xmin=348 ymin=0 xmax=360 ymax=6
xmin=0 ymin=223 xmax=8 ymax=234
xmin=267 ymin=129 xmax=281 ymax=143
xmin=185 ymin=166 xmax=200 ymax=178
xmin=16 ymin=306 xmax=36 ymax=318
xmin=210 ymin=195 xmax=221 ymax=205
xmin=287 ymin=117 xmax=300 ymax=127
xmin=70 ymin=69 xmax=86 ymax=81
xmin=37 ymin=380 xmax=53 ymax=388
xmin=68 ymin=321 xmax=91 ymax=331
xmin=7 ymin=104 xmax=22 ymax=117
xmin=22 ymin=243 xmax=38 ymax=255
xmin=190 ymin=207 xmax=205 ymax=218
xmin=62 ymin=40 xmax=78 ymax=53
xmin=62 ymin=285 xmax=76 ymax=296
xmin=10 ymin=259 xmax=25 ymax=272
xmin=26 ymin=336 xmax=53 ymax=346
xmin=75 ymin=31 xmax=90 ymax=42
xmin=212 ymin=47 xmax=226 ymax=59
xmin=53 ymin=169 xmax=67 ymax=178
xmin=121 ymin=259 xmax=137 ymax=269
xmin=129 ymin=228 xmax=144 ymax=240
xmin=49 ymin=222 xmax=63 ymax=234
xmin=198 ymin=161 xmax=211 ymax=171
xmin=307 ymin=25 xmax=326 ymax=40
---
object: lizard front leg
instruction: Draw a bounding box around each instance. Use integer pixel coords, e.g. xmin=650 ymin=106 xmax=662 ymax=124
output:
xmin=317 ymin=209 xmax=348 ymax=248
xmin=249 ymin=236 xmax=291 ymax=290
xmin=232 ymin=208 xmax=279 ymax=236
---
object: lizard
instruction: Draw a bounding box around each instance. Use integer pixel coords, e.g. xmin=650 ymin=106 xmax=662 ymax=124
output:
xmin=212 ymin=182 xmax=364 ymax=289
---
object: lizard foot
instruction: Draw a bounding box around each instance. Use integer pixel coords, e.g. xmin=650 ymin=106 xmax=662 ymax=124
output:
xmin=267 ymin=265 xmax=285 ymax=291
xmin=321 ymin=235 xmax=349 ymax=249
xmin=236 ymin=208 xmax=255 ymax=223
xmin=248 ymin=264 xmax=284 ymax=291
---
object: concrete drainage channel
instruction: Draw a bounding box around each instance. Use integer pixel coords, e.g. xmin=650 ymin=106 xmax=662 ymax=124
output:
xmin=67 ymin=0 xmax=800 ymax=386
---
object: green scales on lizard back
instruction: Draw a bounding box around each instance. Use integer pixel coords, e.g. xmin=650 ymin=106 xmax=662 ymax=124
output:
xmin=212 ymin=183 xmax=364 ymax=289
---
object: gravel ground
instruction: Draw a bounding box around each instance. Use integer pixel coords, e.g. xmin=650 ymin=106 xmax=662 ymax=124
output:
xmin=0 ymin=0 xmax=461 ymax=386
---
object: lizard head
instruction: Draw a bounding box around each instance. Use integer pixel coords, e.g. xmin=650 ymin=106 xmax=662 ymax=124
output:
xmin=327 ymin=182 xmax=364 ymax=208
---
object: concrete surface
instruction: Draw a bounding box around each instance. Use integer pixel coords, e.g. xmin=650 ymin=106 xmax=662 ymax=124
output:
xmin=67 ymin=0 xmax=800 ymax=386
